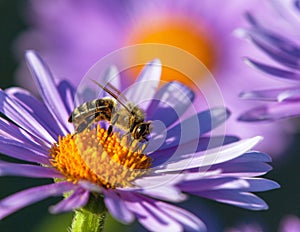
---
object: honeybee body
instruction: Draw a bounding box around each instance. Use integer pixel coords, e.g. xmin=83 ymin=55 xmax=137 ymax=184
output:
xmin=69 ymin=86 xmax=151 ymax=142
xmin=68 ymin=97 xmax=116 ymax=134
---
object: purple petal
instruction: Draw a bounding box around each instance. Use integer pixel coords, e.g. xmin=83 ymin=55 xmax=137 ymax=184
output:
xmin=244 ymin=58 xmax=300 ymax=81
xmin=122 ymin=193 xmax=204 ymax=232
xmin=147 ymin=81 xmax=195 ymax=128
xmin=122 ymin=193 xmax=182 ymax=231
xmin=154 ymin=137 xmax=262 ymax=173
xmin=102 ymin=189 xmax=134 ymax=224
xmin=242 ymin=178 xmax=280 ymax=192
xmin=5 ymin=87 xmax=64 ymax=138
xmin=124 ymin=59 xmax=161 ymax=110
xmin=211 ymin=161 xmax=272 ymax=177
xmin=25 ymin=50 xmax=72 ymax=134
xmin=245 ymin=13 xmax=300 ymax=58
xmin=0 ymin=161 xmax=62 ymax=178
xmin=49 ymin=188 xmax=89 ymax=214
xmin=150 ymin=135 xmax=239 ymax=167
xmin=195 ymin=190 xmax=268 ymax=210
xmin=132 ymin=175 xmax=187 ymax=202
xmin=238 ymin=102 xmax=300 ymax=121
xmin=248 ymin=31 xmax=300 ymax=70
xmin=179 ymin=177 xmax=244 ymax=192
xmin=158 ymin=107 xmax=230 ymax=151
xmin=278 ymin=88 xmax=300 ymax=102
xmin=0 ymin=89 xmax=55 ymax=145
xmin=210 ymin=152 xmax=272 ymax=177
xmin=229 ymin=151 xmax=272 ymax=163
xmin=157 ymin=201 xmax=206 ymax=232
xmin=0 ymin=141 xmax=50 ymax=165
xmin=240 ymin=87 xmax=300 ymax=102
xmin=0 ymin=117 xmax=49 ymax=152
xmin=0 ymin=182 xmax=76 ymax=219
xmin=57 ymin=80 xmax=76 ymax=117
xmin=78 ymin=180 xmax=102 ymax=193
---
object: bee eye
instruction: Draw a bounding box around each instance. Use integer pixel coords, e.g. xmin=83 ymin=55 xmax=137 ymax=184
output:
xmin=134 ymin=124 xmax=149 ymax=139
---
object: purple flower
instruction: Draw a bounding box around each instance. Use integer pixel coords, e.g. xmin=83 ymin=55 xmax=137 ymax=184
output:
xmin=15 ymin=0 xmax=291 ymax=154
xmin=237 ymin=0 xmax=300 ymax=122
xmin=0 ymin=51 xmax=279 ymax=231
xmin=279 ymin=215 xmax=300 ymax=232
xmin=225 ymin=215 xmax=300 ymax=232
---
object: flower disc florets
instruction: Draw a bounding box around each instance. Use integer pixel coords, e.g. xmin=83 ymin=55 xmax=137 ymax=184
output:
xmin=50 ymin=125 xmax=152 ymax=189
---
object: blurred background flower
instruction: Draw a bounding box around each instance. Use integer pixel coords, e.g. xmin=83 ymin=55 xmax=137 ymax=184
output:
xmin=1 ymin=0 xmax=300 ymax=231
xmin=225 ymin=214 xmax=300 ymax=232
xmin=237 ymin=0 xmax=300 ymax=123
xmin=14 ymin=0 xmax=294 ymax=156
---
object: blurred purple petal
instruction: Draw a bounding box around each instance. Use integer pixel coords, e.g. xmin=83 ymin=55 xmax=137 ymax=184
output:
xmin=278 ymin=88 xmax=300 ymax=102
xmin=240 ymin=87 xmax=300 ymax=102
xmin=239 ymin=102 xmax=300 ymax=121
xmin=248 ymin=32 xmax=300 ymax=70
xmin=279 ymin=215 xmax=300 ymax=232
xmin=244 ymin=58 xmax=300 ymax=81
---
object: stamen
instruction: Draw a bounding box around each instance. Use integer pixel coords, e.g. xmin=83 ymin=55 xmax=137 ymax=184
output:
xmin=49 ymin=125 xmax=152 ymax=189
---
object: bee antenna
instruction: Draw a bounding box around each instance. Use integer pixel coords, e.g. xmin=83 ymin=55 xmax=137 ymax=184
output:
xmin=90 ymin=79 xmax=132 ymax=113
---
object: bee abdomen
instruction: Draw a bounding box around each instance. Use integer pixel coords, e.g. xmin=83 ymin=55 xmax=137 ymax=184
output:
xmin=68 ymin=100 xmax=98 ymax=123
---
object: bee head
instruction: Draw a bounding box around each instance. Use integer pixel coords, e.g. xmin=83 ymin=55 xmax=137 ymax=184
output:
xmin=132 ymin=121 xmax=151 ymax=141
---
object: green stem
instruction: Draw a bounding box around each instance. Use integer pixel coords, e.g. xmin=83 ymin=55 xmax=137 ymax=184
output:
xmin=71 ymin=194 xmax=107 ymax=232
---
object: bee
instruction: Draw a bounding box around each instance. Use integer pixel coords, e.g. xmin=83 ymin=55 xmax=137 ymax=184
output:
xmin=68 ymin=80 xmax=151 ymax=142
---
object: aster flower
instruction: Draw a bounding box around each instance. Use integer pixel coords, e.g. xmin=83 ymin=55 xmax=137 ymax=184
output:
xmin=0 ymin=51 xmax=279 ymax=231
xmin=15 ymin=0 xmax=290 ymax=154
xmin=237 ymin=0 xmax=300 ymax=121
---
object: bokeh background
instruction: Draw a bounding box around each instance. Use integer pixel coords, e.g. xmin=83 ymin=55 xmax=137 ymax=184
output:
xmin=0 ymin=1 xmax=299 ymax=231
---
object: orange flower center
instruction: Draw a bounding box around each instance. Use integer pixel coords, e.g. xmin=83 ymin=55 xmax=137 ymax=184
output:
xmin=125 ymin=16 xmax=218 ymax=88
xmin=49 ymin=125 xmax=152 ymax=189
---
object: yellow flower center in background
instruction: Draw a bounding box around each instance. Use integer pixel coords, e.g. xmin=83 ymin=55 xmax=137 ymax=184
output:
xmin=50 ymin=125 xmax=152 ymax=189
xmin=126 ymin=16 xmax=218 ymax=88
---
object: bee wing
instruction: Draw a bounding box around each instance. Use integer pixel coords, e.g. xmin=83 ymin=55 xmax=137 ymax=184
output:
xmin=124 ymin=59 xmax=161 ymax=110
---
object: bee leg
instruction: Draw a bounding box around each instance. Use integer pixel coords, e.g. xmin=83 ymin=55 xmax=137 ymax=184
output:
xmin=105 ymin=114 xmax=119 ymax=141
xmin=105 ymin=125 xmax=113 ymax=141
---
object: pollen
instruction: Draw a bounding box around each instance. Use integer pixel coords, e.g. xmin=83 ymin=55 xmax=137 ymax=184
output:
xmin=49 ymin=125 xmax=152 ymax=189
